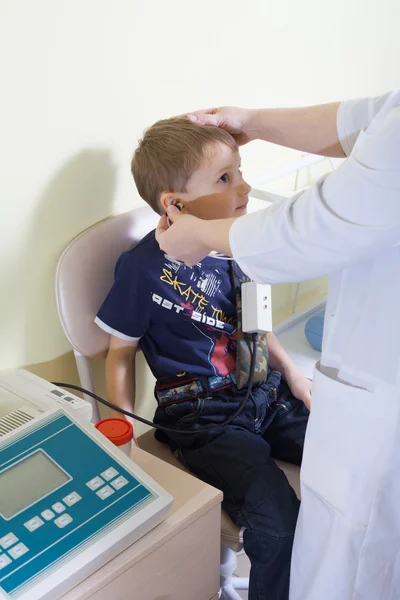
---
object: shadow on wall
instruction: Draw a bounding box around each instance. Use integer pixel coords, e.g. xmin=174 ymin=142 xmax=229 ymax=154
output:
xmin=21 ymin=149 xmax=117 ymax=366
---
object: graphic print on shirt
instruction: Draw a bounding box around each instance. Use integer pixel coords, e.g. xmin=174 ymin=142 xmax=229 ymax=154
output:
xmin=153 ymin=256 xmax=237 ymax=377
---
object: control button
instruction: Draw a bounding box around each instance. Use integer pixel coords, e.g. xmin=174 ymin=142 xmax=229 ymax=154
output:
xmin=86 ymin=476 xmax=104 ymax=491
xmin=41 ymin=509 xmax=55 ymax=521
xmin=0 ymin=554 xmax=12 ymax=570
xmin=63 ymin=492 xmax=82 ymax=507
xmin=110 ymin=476 xmax=129 ymax=491
xmin=24 ymin=517 xmax=44 ymax=532
xmin=8 ymin=543 xmax=29 ymax=560
xmin=96 ymin=485 xmax=115 ymax=500
xmin=54 ymin=514 xmax=73 ymax=529
xmin=0 ymin=533 xmax=18 ymax=550
xmin=101 ymin=467 xmax=119 ymax=481
xmin=52 ymin=502 xmax=66 ymax=514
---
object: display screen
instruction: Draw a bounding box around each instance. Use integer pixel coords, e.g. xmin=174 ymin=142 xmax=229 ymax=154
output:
xmin=0 ymin=450 xmax=70 ymax=519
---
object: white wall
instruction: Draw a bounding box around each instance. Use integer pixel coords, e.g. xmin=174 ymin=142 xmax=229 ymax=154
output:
xmin=1 ymin=0 xmax=399 ymax=372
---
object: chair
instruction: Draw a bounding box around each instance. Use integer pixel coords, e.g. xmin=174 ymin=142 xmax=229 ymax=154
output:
xmin=55 ymin=205 xmax=300 ymax=599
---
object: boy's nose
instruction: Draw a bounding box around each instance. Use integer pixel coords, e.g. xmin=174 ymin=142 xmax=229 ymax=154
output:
xmin=238 ymin=181 xmax=251 ymax=196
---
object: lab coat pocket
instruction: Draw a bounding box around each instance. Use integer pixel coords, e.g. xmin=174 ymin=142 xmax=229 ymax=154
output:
xmin=301 ymin=362 xmax=390 ymax=527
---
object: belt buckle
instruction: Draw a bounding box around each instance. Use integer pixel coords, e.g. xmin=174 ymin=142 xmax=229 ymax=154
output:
xmin=156 ymin=379 xmax=203 ymax=406
xmin=208 ymin=372 xmax=235 ymax=391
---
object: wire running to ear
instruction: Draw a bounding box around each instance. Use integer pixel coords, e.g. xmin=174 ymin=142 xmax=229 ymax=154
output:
xmin=174 ymin=201 xmax=183 ymax=211
xmin=166 ymin=199 xmax=184 ymax=227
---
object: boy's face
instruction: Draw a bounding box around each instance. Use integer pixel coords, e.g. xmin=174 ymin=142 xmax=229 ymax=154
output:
xmin=172 ymin=143 xmax=251 ymax=220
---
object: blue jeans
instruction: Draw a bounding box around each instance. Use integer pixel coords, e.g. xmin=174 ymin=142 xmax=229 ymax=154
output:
xmin=154 ymin=369 xmax=309 ymax=600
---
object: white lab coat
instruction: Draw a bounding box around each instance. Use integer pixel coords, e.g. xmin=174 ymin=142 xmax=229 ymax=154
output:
xmin=230 ymin=92 xmax=400 ymax=600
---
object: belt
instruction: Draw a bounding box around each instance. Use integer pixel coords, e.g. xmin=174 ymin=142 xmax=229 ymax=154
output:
xmin=156 ymin=373 xmax=236 ymax=406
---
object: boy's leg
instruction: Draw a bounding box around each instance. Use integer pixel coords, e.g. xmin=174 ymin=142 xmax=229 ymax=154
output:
xmin=178 ymin=426 xmax=300 ymax=600
xmin=263 ymin=380 xmax=310 ymax=466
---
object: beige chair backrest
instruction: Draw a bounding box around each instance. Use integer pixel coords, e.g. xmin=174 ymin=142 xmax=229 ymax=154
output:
xmin=55 ymin=205 xmax=158 ymax=358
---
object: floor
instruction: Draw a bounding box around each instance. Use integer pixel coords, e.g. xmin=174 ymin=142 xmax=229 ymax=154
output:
xmin=236 ymin=550 xmax=250 ymax=598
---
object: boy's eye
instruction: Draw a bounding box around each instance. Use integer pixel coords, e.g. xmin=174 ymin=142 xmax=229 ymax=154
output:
xmin=219 ymin=173 xmax=229 ymax=183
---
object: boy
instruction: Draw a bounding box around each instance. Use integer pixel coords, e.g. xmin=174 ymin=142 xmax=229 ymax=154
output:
xmin=96 ymin=118 xmax=311 ymax=600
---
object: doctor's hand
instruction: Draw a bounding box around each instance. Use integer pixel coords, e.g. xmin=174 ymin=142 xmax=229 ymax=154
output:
xmin=286 ymin=369 xmax=312 ymax=411
xmin=156 ymin=206 xmax=237 ymax=265
xmin=187 ymin=107 xmax=258 ymax=146
xmin=155 ymin=207 xmax=211 ymax=266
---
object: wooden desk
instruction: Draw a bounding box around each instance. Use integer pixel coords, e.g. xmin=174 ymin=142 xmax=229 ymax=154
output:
xmin=61 ymin=445 xmax=223 ymax=600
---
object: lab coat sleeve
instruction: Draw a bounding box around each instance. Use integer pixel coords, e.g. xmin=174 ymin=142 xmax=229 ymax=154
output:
xmin=230 ymin=94 xmax=400 ymax=284
xmin=336 ymin=91 xmax=399 ymax=156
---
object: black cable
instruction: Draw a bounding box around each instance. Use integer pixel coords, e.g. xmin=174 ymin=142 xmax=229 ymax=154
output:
xmin=53 ymin=333 xmax=259 ymax=435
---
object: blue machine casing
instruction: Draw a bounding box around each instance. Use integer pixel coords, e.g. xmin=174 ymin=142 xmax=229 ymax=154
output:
xmin=0 ymin=408 xmax=172 ymax=600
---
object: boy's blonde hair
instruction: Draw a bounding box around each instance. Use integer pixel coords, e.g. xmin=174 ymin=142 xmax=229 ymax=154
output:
xmin=131 ymin=117 xmax=237 ymax=214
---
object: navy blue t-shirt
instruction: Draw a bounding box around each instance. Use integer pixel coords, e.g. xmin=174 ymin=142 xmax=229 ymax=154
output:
xmin=96 ymin=230 xmax=238 ymax=380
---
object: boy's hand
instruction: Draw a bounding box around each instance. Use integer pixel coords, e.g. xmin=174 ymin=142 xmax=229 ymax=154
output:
xmin=286 ymin=369 xmax=312 ymax=410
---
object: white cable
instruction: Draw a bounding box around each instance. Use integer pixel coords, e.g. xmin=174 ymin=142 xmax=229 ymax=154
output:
xmin=209 ymin=252 xmax=234 ymax=261
xmin=293 ymin=168 xmax=300 ymax=192
xmin=292 ymin=283 xmax=301 ymax=314
xmin=326 ymin=157 xmax=336 ymax=172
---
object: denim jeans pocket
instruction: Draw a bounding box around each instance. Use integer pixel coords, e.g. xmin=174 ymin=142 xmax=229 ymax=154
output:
xmin=165 ymin=398 xmax=205 ymax=423
xmin=273 ymin=386 xmax=294 ymax=419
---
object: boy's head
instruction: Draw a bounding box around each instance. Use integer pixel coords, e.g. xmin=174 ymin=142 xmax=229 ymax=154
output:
xmin=131 ymin=117 xmax=251 ymax=219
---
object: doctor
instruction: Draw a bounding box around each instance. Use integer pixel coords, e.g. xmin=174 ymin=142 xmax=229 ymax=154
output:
xmin=156 ymin=92 xmax=400 ymax=600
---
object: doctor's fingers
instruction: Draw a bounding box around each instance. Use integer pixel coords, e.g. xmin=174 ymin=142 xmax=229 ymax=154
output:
xmin=155 ymin=214 xmax=169 ymax=236
xmin=166 ymin=204 xmax=182 ymax=222
xmin=173 ymin=106 xmax=216 ymax=119
xmin=156 ymin=213 xmax=208 ymax=265
xmin=187 ymin=107 xmax=253 ymax=145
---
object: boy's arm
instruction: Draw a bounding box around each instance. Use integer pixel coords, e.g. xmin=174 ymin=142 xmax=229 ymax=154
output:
xmin=267 ymin=332 xmax=312 ymax=410
xmin=105 ymin=335 xmax=140 ymax=428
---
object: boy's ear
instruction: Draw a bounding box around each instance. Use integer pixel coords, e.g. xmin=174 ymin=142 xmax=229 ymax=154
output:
xmin=160 ymin=192 xmax=186 ymax=213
